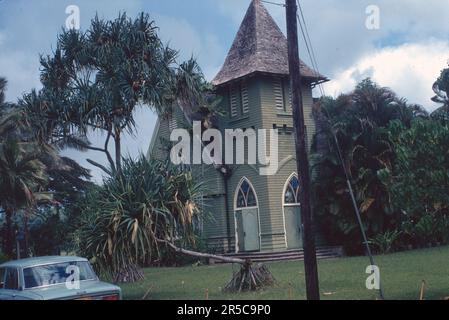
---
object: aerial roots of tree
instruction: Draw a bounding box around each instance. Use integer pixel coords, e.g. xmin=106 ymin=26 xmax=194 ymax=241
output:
xmin=224 ymin=261 xmax=275 ymax=293
xmin=114 ymin=264 xmax=145 ymax=283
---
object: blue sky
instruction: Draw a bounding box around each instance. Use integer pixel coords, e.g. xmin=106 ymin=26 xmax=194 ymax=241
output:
xmin=1 ymin=0 xmax=449 ymax=182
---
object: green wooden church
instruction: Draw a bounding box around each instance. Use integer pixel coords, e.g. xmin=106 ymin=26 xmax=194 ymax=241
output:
xmin=148 ymin=0 xmax=330 ymax=254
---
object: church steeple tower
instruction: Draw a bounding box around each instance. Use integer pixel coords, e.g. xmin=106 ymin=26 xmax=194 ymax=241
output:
xmin=212 ymin=0 xmax=325 ymax=87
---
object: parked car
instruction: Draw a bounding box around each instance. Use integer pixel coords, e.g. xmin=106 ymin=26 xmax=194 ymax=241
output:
xmin=0 ymin=256 xmax=121 ymax=300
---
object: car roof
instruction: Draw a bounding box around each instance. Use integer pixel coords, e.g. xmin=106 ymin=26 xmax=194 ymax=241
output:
xmin=0 ymin=256 xmax=88 ymax=268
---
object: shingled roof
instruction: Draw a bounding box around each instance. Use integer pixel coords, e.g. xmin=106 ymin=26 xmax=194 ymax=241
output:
xmin=212 ymin=0 xmax=327 ymax=87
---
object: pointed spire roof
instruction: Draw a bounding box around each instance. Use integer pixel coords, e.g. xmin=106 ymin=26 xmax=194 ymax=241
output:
xmin=212 ymin=0 xmax=327 ymax=86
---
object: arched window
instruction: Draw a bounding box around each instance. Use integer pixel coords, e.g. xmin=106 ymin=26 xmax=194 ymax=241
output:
xmin=284 ymin=175 xmax=300 ymax=204
xmin=236 ymin=179 xmax=257 ymax=208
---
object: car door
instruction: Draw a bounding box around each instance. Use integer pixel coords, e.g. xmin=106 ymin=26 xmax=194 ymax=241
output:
xmin=0 ymin=267 xmax=21 ymax=300
xmin=0 ymin=267 xmax=7 ymax=300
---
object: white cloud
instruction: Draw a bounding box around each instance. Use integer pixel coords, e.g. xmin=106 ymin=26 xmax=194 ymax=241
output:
xmin=0 ymin=50 xmax=42 ymax=102
xmin=324 ymin=40 xmax=449 ymax=111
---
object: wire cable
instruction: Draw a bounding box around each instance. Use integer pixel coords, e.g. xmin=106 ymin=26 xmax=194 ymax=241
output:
xmin=261 ymin=0 xmax=285 ymax=7
xmin=296 ymin=0 xmax=325 ymax=97
xmin=295 ymin=0 xmax=385 ymax=300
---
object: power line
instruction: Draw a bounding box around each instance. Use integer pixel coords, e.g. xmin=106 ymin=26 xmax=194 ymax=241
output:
xmin=296 ymin=0 xmax=325 ymax=97
xmin=261 ymin=0 xmax=285 ymax=7
xmin=294 ymin=0 xmax=385 ymax=300
xmin=296 ymin=13 xmax=324 ymax=97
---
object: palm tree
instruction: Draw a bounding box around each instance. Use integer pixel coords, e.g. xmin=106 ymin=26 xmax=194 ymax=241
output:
xmin=0 ymin=137 xmax=47 ymax=257
xmin=0 ymin=78 xmax=49 ymax=257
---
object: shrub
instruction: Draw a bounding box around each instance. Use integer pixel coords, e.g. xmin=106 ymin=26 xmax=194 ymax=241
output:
xmin=369 ymin=229 xmax=402 ymax=254
xmin=70 ymin=156 xmax=204 ymax=282
xmin=0 ymin=249 xmax=7 ymax=264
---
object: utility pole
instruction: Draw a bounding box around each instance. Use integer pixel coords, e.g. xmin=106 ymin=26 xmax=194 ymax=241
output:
xmin=285 ymin=0 xmax=320 ymax=300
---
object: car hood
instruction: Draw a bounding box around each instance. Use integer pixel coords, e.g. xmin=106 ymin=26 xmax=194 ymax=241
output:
xmin=24 ymin=280 xmax=121 ymax=300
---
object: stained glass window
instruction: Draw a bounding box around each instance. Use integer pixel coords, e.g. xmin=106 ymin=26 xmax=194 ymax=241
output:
xmin=236 ymin=179 xmax=257 ymax=208
xmin=285 ymin=175 xmax=300 ymax=204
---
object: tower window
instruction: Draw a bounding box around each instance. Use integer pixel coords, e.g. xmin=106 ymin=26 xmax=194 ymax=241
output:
xmin=274 ymin=78 xmax=284 ymax=111
xmin=168 ymin=115 xmax=177 ymax=131
xmin=229 ymin=85 xmax=240 ymax=118
xmin=273 ymin=78 xmax=292 ymax=112
xmin=241 ymin=82 xmax=249 ymax=114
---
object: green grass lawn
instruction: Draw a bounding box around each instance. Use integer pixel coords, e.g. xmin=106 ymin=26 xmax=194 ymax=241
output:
xmin=120 ymin=246 xmax=449 ymax=300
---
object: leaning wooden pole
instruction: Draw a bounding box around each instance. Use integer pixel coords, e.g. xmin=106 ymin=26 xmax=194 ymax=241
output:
xmin=285 ymin=0 xmax=320 ymax=300
xmin=159 ymin=239 xmax=246 ymax=264
xmin=157 ymin=239 xmax=275 ymax=292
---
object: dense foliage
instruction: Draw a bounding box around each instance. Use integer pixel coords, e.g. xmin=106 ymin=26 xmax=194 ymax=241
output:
xmin=380 ymin=119 xmax=449 ymax=247
xmin=311 ymin=79 xmax=429 ymax=254
xmin=0 ymin=79 xmax=47 ymax=257
xmin=0 ymin=77 xmax=91 ymax=258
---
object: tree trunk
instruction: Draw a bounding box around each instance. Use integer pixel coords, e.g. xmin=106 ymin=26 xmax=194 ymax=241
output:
xmin=114 ymin=126 xmax=122 ymax=174
xmin=4 ymin=207 xmax=14 ymax=258
xmin=161 ymin=240 xmax=245 ymax=264
xmin=23 ymin=212 xmax=29 ymax=257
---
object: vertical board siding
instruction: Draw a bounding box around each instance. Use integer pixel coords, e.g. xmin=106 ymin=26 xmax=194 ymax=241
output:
xmin=257 ymin=75 xmax=317 ymax=252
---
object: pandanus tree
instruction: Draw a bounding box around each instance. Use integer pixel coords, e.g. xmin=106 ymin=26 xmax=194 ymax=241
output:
xmin=72 ymin=155 xmax=274 ymax=290
xmin=38 ymin=12 xmax=206 ymax=175
xmin=72 ymin=156 xmax=202 ymax=282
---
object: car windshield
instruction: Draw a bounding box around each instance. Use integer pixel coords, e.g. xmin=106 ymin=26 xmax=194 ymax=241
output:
xmin=23 ymin=261 xmax=97 ymax=289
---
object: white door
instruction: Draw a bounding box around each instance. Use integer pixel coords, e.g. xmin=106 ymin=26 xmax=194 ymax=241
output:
xmin=283 ymin=174 xmax=303 ymax=249
xmin=235 ymin=178 xmax=260 ymax=252
xmin=242 ymin=208 xmax=260 ymax=251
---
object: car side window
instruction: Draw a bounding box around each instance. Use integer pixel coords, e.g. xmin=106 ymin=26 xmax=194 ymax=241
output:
xmin=4 ymin=268 xmax=19 ymax=290
xmin=0 ymin=268 xmax=5 ymax=289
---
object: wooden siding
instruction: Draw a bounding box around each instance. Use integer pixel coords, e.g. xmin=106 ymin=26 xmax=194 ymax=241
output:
xmin=146 ymin=73 xmax=320 ymax=253
xmin=148 ymin=117 xmax=171 ymax=161
xmin=201 ymin=194 xmax=232 ymax=253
